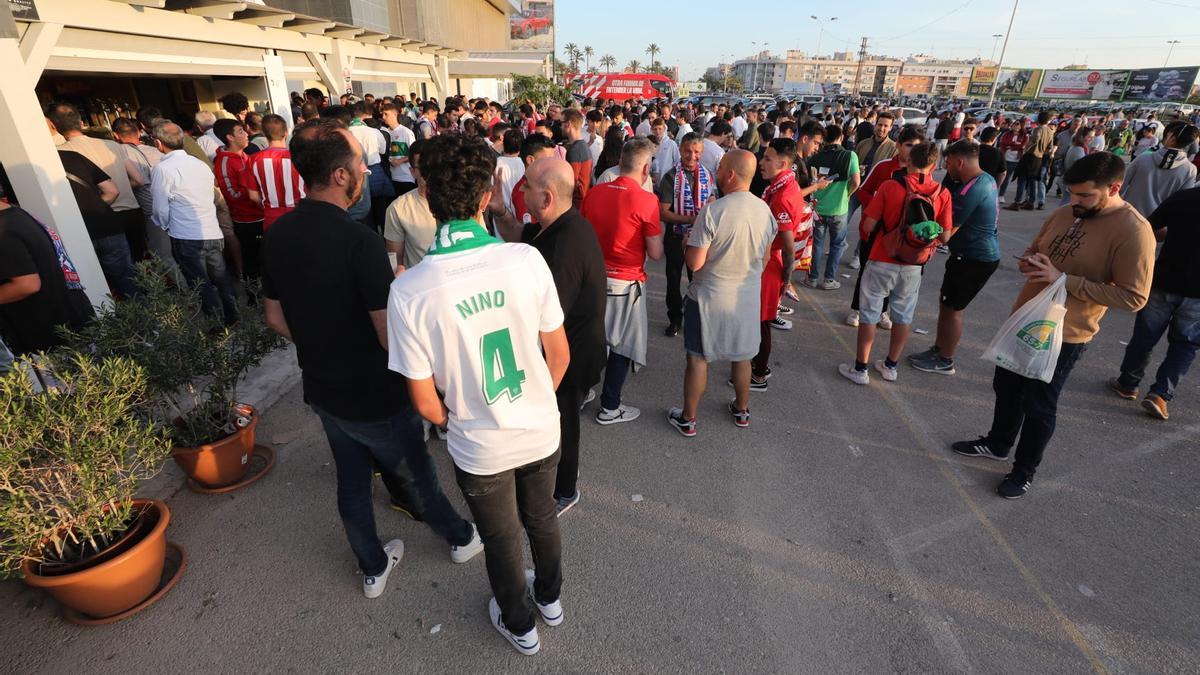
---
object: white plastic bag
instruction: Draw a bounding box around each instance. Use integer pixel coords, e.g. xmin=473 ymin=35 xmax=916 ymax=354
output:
xmin=981 ymin=276 xmax=1068 ymax=383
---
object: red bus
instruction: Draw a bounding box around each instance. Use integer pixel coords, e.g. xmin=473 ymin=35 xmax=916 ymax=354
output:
xmin=571 ymin=73 xmax=674 ymax=102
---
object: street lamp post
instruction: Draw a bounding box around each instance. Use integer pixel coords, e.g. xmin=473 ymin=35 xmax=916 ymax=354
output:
xmin=987 ymin=0 xmax=1019 ymax=108
xmin=990 ymin=33 xmax=1003 ymax=62
xmin=810 ymin=15 xmax=838 ymax=60
xmin=1166 ymin=40 xmax=1181 ymax=67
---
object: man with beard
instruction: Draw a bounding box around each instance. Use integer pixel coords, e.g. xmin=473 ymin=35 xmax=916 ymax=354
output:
xmin=952 ymin=153 xmax=1156 ymax=499
xmin=261 ymin=120 xmax=483 ymax=601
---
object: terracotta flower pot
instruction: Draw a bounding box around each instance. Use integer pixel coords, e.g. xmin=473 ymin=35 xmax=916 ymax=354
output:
xmin=23 ymin=500 xmax=170 ymax=619
xmin=172 ymin=406 xmax=259 ymax=488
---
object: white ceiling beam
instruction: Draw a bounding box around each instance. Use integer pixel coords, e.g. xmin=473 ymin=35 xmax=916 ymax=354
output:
xmin=181 ymin=2 xmax=248 ymax=20
xmin=113 ymin=0 xmax=167 ymax=7
xmin=326 ymin=27 xmax=365 ymax=39
xmin=236 ymin=11 xmax=295 ymax=28
xmin=282 ymin=19 xmax=334 ymax=34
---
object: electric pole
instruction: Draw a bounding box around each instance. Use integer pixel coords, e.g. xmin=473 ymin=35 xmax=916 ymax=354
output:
xmin=851 ymin=37 xmax=868 ymax=96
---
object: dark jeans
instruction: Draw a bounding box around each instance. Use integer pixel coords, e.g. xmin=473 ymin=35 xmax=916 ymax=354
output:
xmin=664 ymin=228 xmax=692 ymax=325
xmin=170 ymin=237 xmax=239 ymax=325
xmin=986 ymin=342 xmax=1087 ymax=480
xmin=313 ymin=403 xmax=472 ymax=576
xmin=752 ymin=320 xmax=771 ymax=378
xmin=116 ymin=208 xmax=147 ymax=264
xmin=93 ymin=233 xmax=139 ymax=299
xmin=1118 ymin=290 xmax=1200 ymax=401
xmin=232 ymin=220 xmax=264 ymax=285
xmin=600 ymin=350 xmax=632 ymax=410
xmin=554 ymin=385 xmax=585 ymax=499
xmin=998 ymin=160 xmax=1019 ymax=196
xmin=455 ymin=450 xmax=562 ymax=636
xmin=1015 ymin=162 xmax=1047 ymax=206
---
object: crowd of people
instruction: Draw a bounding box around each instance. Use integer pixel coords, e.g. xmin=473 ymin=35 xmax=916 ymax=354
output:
xmin=1 ymin=87 xmax=1197 ymax=656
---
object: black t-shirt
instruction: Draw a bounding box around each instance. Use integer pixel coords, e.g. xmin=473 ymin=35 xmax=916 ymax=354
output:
xmin=527 ymin=208 xmax=607 ymax=389
xmin=261 ymin=199 xmax=409 ymax=420
xmin=58 ymin=150 xmax=124 ymax=240
xmin=935 ymin=118 xmax=954 ymax=140
xmin=855 ymin=120 xmax=874 ymax=145
xmin=0 ymin=207 xmax=72 ymax=355
xmin=1148 ymin=186 xmax=1200 ymax=297
xmin=978 ymin=144 xmax=1006 ymax=181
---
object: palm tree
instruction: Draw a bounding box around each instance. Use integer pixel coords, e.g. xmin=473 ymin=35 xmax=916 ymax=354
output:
xmin=583 ymin=46 xmax=594 ymax=72
xmin=563 ymin=42 xmax=579 ymax=71
xmin=626 ymin=60 xmax=641 ymax=73
xmin=599 ymin=54 xmax=616 ymax=72
xmin=645 ymin=43 xmax=660 ymax=68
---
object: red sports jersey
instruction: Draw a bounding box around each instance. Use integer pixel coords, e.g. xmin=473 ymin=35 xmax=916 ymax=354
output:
xmin=511 ymin=174 xmax=533 ymax=226
xmin=246 ymin=147 xmax=306 ymax=230
xmin=214 ymin=149 xmax=263 ymax=224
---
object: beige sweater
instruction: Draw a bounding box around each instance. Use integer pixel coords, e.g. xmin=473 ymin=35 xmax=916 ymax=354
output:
xmin=1013 ymin=202 xmax=1156 ymax=344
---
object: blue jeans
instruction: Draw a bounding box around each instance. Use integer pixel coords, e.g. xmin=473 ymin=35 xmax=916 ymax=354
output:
xmin=93 ymin=233 xmax=138 ymax=298
xmin=170 ymin=237 xmax=239 ymax=325
xmin=1118 ymin=290 xmax=1200 ymax=401
xmin=1015 ymin=162 xmax=1047 ymax=206
xmin=998 ymin=160 xmax=1019 ymax=197
xmin=312 ymin=404 xmax=472 ymax=576
xmin=600 ymin=350 xmax=631 ymax=410
xmin=809 ymin=213 xmax=847 ymax=282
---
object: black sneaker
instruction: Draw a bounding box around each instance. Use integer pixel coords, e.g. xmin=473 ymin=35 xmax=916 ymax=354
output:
xmin=727 ymin=377 xmax=768 ymax=392
xmin=554 ymin=491 xmax=581 ymax=517
xmin=951 ymin=437 xmax=1010 ymax=461
xmin=907 ymin=345 xmax=939 ymax=363
xmin=664 ymin=323 xmax=680 ymax=337
xmin=667 ymin=407 xmax=697 ymax=437
xmin=777 ymin=304 xmax=795 ymax=316
xmin=996 ymin=473 xmax=1031 ymax=499
xmin=911 ymin=354 xmax=956 ymax=375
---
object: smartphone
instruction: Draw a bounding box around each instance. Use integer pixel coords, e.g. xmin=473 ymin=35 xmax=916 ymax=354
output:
xmin=388 ymin=252 xmax=398 ymax=269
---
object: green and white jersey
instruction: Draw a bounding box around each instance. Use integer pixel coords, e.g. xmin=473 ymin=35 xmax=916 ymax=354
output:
xmin=387 ymin=226 xmax=564 ymax=475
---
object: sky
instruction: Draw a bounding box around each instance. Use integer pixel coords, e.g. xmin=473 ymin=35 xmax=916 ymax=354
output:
xmin=552 ymin=0 xmax=1200 ymax=80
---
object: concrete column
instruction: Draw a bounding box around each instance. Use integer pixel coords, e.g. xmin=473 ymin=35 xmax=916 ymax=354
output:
xmin=262 ymin=53 xmax=294 ymax=130
xmin=0 ymin=21 xmax=110 ymax=306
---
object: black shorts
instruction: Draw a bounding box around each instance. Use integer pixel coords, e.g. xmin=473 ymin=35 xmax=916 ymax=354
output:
xmin=683 ymin=297 xmax=704 ymax=358
xmin=940 ymin=255 xmax=999 ymax=311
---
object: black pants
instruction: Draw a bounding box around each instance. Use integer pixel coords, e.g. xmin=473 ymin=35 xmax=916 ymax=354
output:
xmin=986 ymin=343 xmax=1087 ymax=480
xmin=752 ymin=320 xmax=771 ymax=378
xmin=664 ymin=229 xmax=692 ymax=325
xmin=554 ymin=385 xmax=585 ymax=499
xmin=850 ymin=240 xmax=888 ymax=313
xmin=455 ymin=450 xmax=563 ymax=635
xmin=117 ymin=208 xmax=148 ymax=264
xmin=233 ymin=220 xmax=264 ymax=284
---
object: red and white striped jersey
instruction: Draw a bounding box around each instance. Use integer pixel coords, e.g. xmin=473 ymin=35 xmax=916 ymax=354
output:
xmin=246 ymin=147 xmax=305 ymax=230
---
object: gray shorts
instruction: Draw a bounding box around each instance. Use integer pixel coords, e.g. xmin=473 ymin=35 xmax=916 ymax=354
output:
xmin=859 ymin=261 xmax=922 ymax=325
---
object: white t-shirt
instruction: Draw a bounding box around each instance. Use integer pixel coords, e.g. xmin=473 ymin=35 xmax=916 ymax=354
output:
xmin=700 ymin=138 xmax=725 ymax=176
xmin=387 ymin=124 xmax=416 ymax=183
xmin=588 ymin=134 xmax=604 ymax=164
xmin=731 ymin=115 xmax=748 ymax=138
xmin=349 ymin=122 xmax=385 ymax=166
xmin=387 ymin=242 xmax=564 ymax=475
xmin=494 ymin=156 xmax=525 ymax=213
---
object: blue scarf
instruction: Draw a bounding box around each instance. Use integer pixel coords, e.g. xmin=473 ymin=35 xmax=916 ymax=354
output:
xmin=673 ymin=164 xmax=713 ymax=234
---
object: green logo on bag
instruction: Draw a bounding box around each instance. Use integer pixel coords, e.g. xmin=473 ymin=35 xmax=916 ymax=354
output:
xmin=1017 ymin=320 xmax=1057 ymax=350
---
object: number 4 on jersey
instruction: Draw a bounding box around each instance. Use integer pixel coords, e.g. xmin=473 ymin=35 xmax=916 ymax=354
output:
xmin=480 ymin=328 xmax=526 ymax=404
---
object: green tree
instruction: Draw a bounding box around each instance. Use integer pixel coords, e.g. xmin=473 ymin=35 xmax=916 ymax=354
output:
xmin=512 ymin=74 xmax=573 ymax=107
xmin=563 ymin=42 xmax=579 ymax=71
xmin=583 ymin=46 xmax=594 ymax=72
xmin=600 ymin=54 xmax=616 ymax=72
xmin=701 ymin=70 xmax=742 ymax=93
xmin=626 ymin=59 xmax=641 ymax=73
xmin=646 ymin=43 xmax=660 ymax=67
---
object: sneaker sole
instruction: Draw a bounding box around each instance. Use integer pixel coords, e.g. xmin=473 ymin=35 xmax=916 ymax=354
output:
xmin=667 ymin=412 xmax=697 ymax=437
xmin=524 ymin=571 xmax=564 ymax=626
xmin=1109 ymin=382 xmax=1138 ymax=400
xmin=769 ymin=323 xmax=792 ymax=331
xmin=911 ymin=363 xmax=956 ymax=375
xmin=595 ymin=413 xmax=639 ymax=426
xmin=727 ymin=379 xmax=767 ymax=392
xmin=953 ymin=447 xmax=1010 ymax=462
xmin=1141 ymin=399 xmax=1169 ymax=420
xmin=999 ymin=489 xmax=1028 ymax=500
xmin=490 ymin=600 xmax=540 ymax=655
xmin=555 ymin=495 xmax=580 ymax=518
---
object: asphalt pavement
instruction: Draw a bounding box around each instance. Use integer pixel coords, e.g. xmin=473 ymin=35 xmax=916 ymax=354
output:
xmin=3 ymin=196 xmax=1198 ymax=674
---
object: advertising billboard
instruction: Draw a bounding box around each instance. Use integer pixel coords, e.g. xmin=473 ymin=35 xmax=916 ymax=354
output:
xmin=1122 ymin=67 xmax=1200 ymax=101
xmin=968 ymin=68 xmax=1042 ymax=98
xmin=1038 ymin=69 xmax=1129 ymax=100
xmin=968 ymin=67 xmax=997 ymax=96
xmin=509 ymin=0 xmax=554 ymax=53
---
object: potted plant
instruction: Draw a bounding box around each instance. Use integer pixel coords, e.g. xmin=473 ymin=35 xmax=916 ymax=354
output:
xmin=62 ymin=261 xmax=284 ymax=491
xmin=0 ymin=352 xmax=178 ymax=621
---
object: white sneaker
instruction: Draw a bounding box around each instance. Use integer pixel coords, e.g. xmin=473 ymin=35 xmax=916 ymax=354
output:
xmin=524 ymin=569 xmax=564 ymax=626
xmin=596 ymin=403 xmax=640 ymax=425
xmin=579 ymin=389 xmax=596 ymax=412
xmin=838 ymin=363 xmax=869 ymax=385
xmin=848 ymin=256 xmax=861 ymax=270
xmin=999 ymin=196 xmax=1006 ymax=204
xmin=845 ymin=310 xmax=860 ymax=327
xmin=877 ymin=312 xmax=893 ymax=331
xmin=489 ymin=597 xmax=540 ymax=655
xmin=362 ymin=539 xmax=403 ymax=598
xmin=450 ymin=523 xmax=484 ymax=564
xmin=821 ymin=278 xmax=842 ymax=291
xmin=874 ymin=359 xmax=898 ymax=382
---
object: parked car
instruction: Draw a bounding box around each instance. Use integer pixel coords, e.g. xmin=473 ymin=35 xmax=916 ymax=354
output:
xmin=510 ymin=10 xmax=551 ymax=39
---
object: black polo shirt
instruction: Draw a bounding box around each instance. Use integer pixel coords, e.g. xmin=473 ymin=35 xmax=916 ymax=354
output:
xmin=525 ymin=208 xmax=607 ymax=390
xmin=261 ymin=199 xmax=409 ymax=420
xmin=0 ymin=206 xmax=71 ymax=355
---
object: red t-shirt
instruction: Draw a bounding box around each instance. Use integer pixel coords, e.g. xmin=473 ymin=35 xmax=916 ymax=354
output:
xmin=246 ymin=147 xmax=305 ymax=230
xmin=214 ymin=149 xmax=264 ymax=224
xmin=511 ymin=175 xmax=533 ymax=226
xmin=765 ymin=178 xmax=802 ymax=253
xmin=581 ymin=176 xmax=663 ymax=282
xmin=863 ymin=172 xmax=952 ymax=266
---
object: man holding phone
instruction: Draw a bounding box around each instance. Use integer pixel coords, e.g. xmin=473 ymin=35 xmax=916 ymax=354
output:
xmin=952 ymin=152 xmax=1156 ymax=499
xmin=804 ymin=125 xmax=860 ymax=290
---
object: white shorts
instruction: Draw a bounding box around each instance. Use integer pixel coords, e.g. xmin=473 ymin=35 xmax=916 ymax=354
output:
xmin=859 ymin=261 xmax=922 ymax=325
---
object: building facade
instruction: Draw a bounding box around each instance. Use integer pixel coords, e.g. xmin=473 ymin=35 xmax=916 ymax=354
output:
xmin=897 ymin=62 xmax=974 ymax=97
xmin=730 ymin=51 xmax=903 ymax=95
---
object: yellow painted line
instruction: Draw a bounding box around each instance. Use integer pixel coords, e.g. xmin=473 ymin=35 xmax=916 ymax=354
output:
xmin=797 ymin=290 xmax=1112 ymax=674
